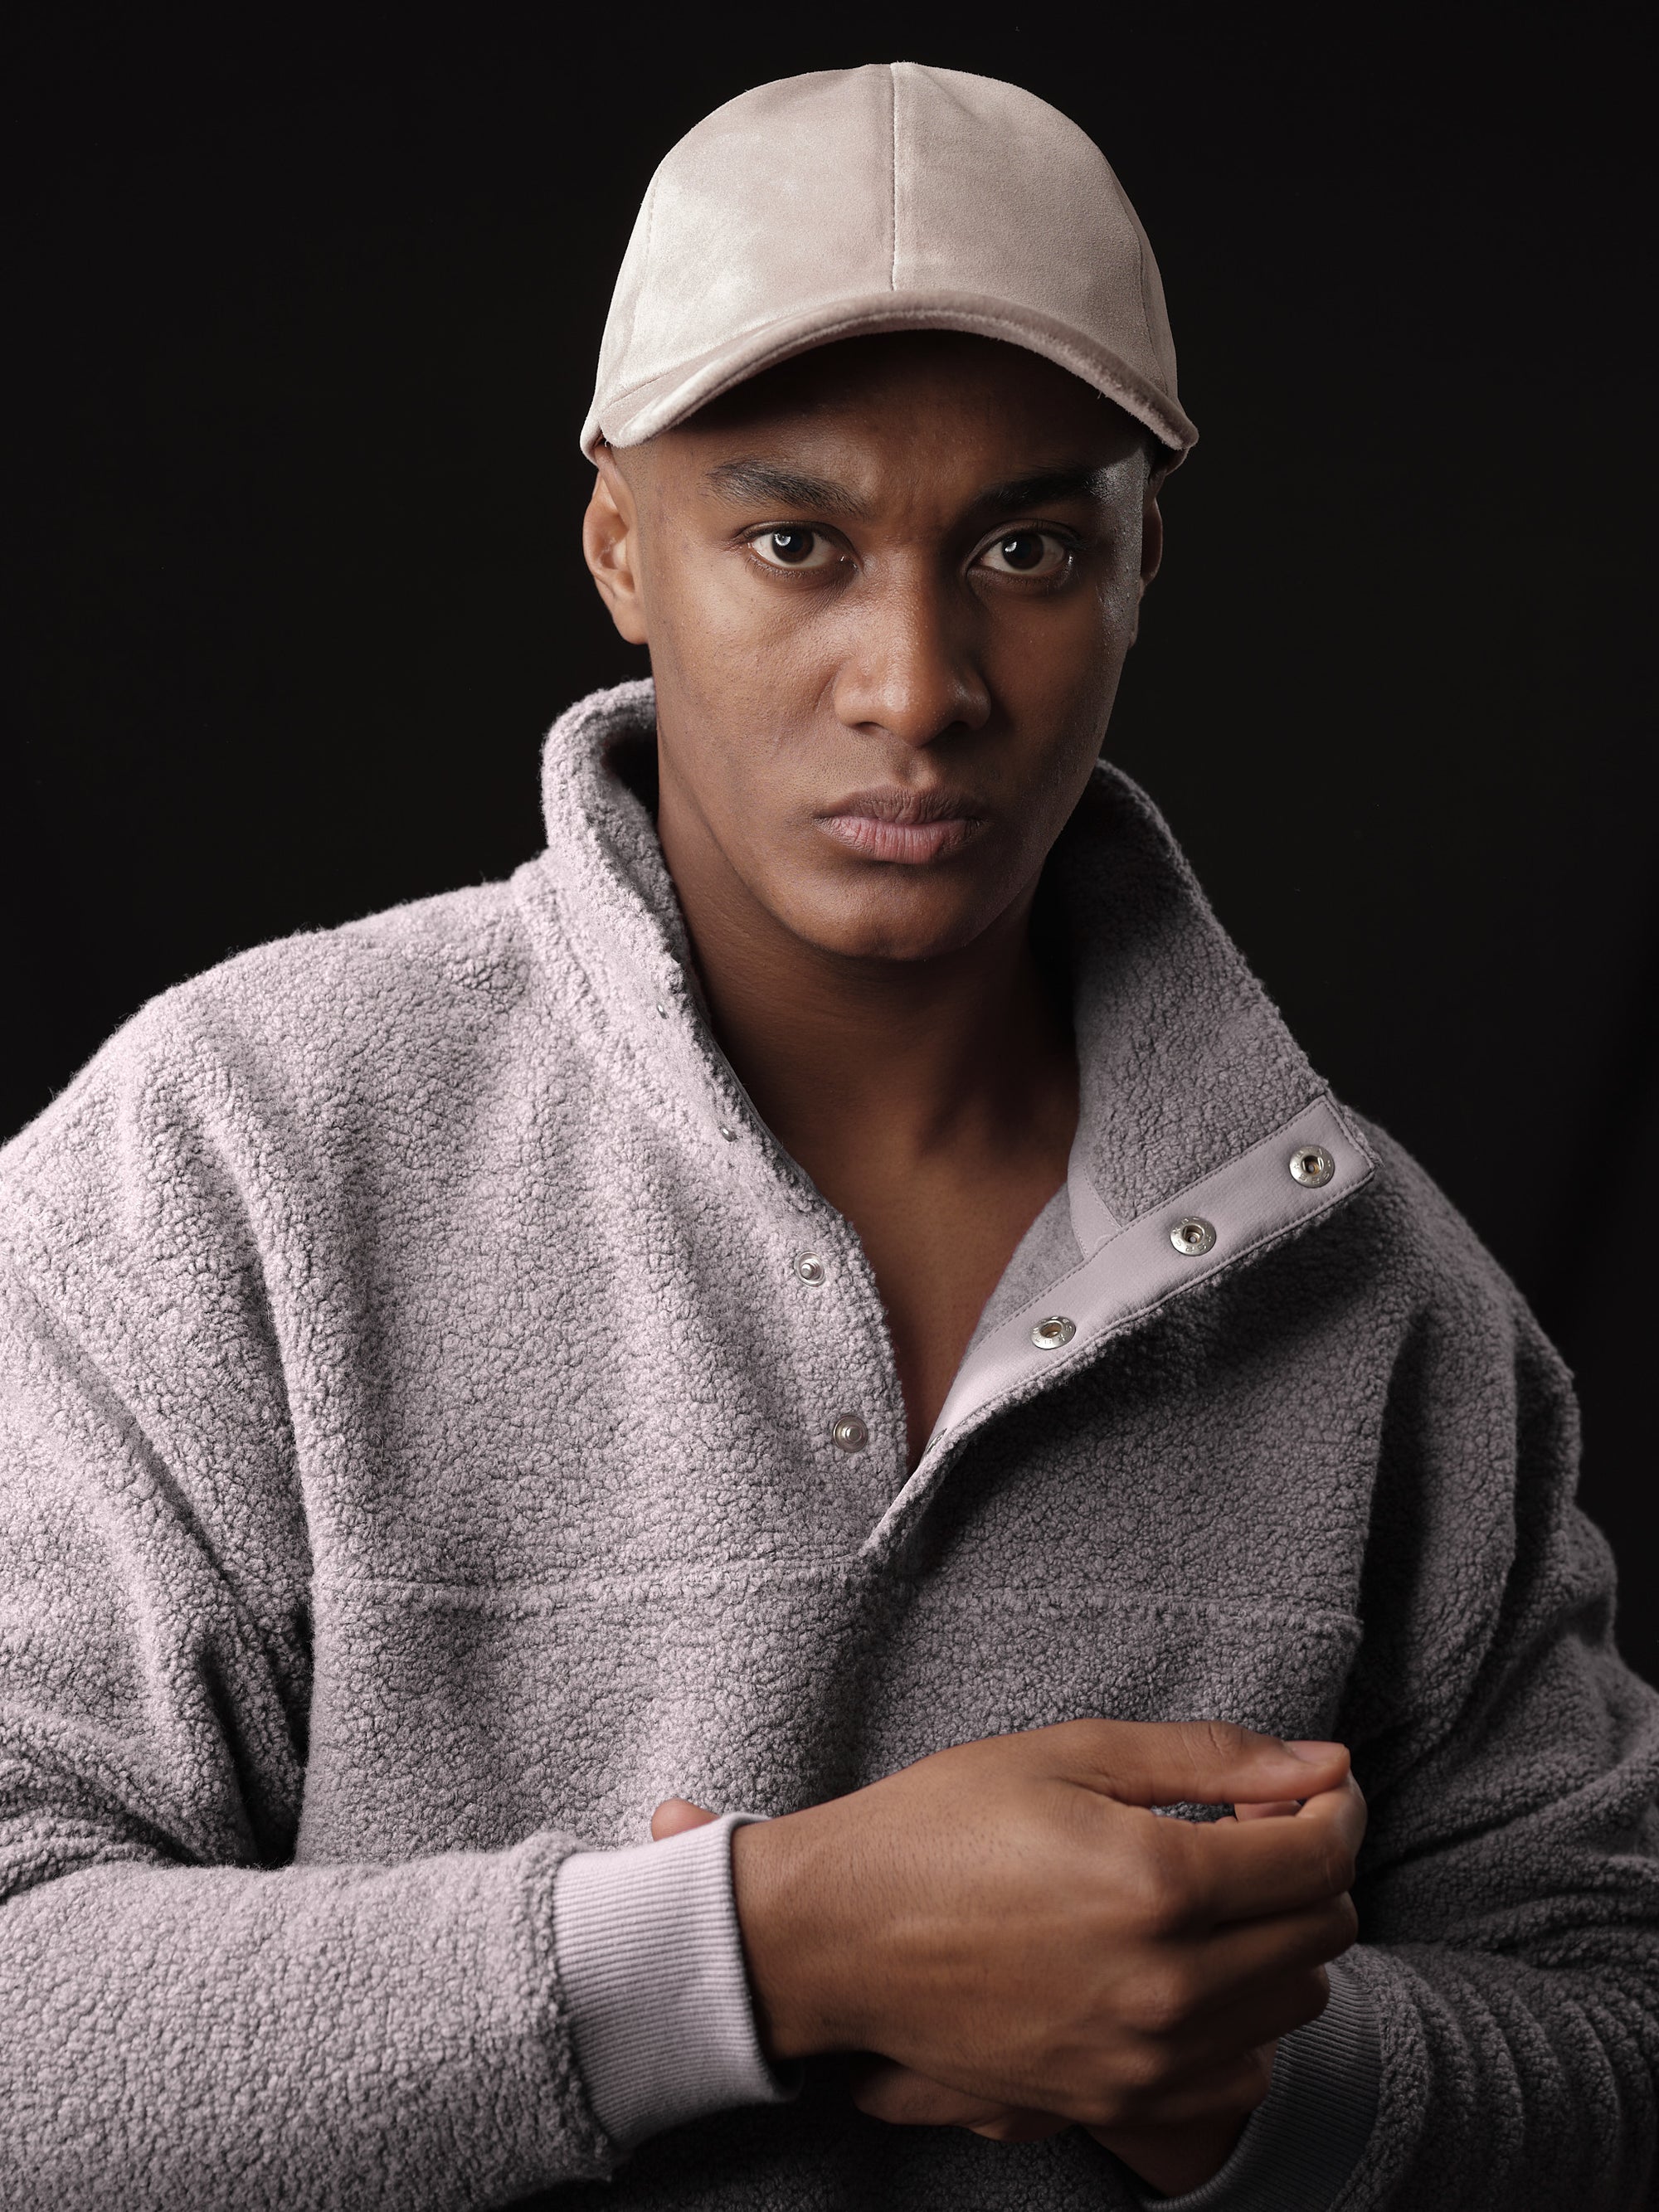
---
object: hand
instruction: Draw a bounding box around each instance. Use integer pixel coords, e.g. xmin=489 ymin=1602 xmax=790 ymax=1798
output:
xmin=720 ymin=1720 xmax=1362 ymax=2134
xmin=844 ymin=2047 xmax=1274 ymax=2192
xmin=651 ymin=1800 xmax=1081 ymax=2151
xmin=650 ymin=1767 xmax=1340 ymax=2192
xmin=839 ymin=1798 xmax=1306 ymax=2195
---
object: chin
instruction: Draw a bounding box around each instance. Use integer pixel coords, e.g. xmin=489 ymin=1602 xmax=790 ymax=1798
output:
xmin=772 ymin=876 xmax=1003 ymax=965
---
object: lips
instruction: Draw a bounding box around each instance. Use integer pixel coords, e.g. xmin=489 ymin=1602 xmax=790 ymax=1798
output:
xmin=815 ymin=786 xmax=987 ymax=866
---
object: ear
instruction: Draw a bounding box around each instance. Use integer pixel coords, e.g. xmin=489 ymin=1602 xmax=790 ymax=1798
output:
xmin=583 ymin=447 xmax=649 ymax=646
xmin=1126 ymin=478 xmax=1165 ymax=649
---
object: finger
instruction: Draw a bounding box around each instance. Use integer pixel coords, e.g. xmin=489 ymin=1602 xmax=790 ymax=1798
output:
xmin=1057 ymin=1717 xmax=1350 ymax=1811
xmin=1107 ymin=1909 xmax=1346 ymax=2087
xmin=850 ymin=2059 xmax=1008 ymax=2129
xmin=1130 ymin=1912 xmax=1348 ymax=2078
xmin=649 ymin=1796 xmax=718 ymax=1840
xmin=1186 ymin=1773 xmax=1366 ymax=1922
xmin=1168 ymin=1955 xmax=1335 ymax=2067
xmin=1092 ymin=2039 xmax=1278 ymax=2134
xmin=1203 ymin=1893 xmax=1357 ymax=1986
xmin=851 ymin=2062 xmax=1073 ymax=2143
xmin=1233 ymin=1800 xmax=1302 ymax=1821
xmin=966 ymin=2108 xmax=1075 ymax=2143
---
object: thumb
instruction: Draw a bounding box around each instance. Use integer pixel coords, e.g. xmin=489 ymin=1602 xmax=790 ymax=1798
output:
xmin=650 ymin=1796 xmax=718 ymax=1840
xmin=1064 ymin=1719 xmax=1350 ymax=1809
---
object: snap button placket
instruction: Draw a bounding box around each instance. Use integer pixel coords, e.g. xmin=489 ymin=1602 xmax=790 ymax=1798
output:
xmin=830 ymin=1413 xmax=868 ymax=1454
xmin=1170 ymin=1216 xmax=1217 ymax=1257
xmin=1289 ymin=1144 xmax=1335 ymax=1187
xmin=1030 ymin=1315 xmax=1077 ymax=1349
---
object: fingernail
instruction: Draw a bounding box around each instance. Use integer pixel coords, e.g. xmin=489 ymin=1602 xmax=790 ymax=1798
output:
xmin=1284 ymin=1739 xmax=1344 ymax=1762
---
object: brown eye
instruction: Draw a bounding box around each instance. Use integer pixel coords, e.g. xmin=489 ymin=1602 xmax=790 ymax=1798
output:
xmin=751 ymin=527 xmax=829 ymax=569
xmin=977 ymin=529 xmax=1068 ymax=579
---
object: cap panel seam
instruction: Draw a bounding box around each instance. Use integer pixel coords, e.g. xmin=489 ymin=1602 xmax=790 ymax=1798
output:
xmin=888 ymin=63 xmax=899 ymax=290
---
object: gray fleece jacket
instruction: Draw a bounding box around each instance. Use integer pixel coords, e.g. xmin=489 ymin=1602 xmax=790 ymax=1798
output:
xmin=1 ymin=678 xmax=1655 ymax=2212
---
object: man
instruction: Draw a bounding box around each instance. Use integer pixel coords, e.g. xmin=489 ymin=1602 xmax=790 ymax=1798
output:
xmin=0 ymin=60 xmax=1653 ymax=2212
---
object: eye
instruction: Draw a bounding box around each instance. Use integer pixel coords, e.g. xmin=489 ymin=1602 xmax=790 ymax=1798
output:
xmin=748 ymin=527 xmax=836 ymax=571
xmin=976 ymin=529 xmax=1069 ymax=579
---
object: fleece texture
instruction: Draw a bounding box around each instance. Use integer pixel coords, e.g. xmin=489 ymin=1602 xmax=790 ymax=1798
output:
xmin=0 ymin=678 xmax=1655 ymax=2210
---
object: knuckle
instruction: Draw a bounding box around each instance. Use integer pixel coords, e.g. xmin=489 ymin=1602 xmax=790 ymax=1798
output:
xmin=1127 ymin=1849 xmax=1194 ymax=1937
xmin=1110 ymin=2039 xmax=1174 ymax=2103
xmin=1203 ymin=1716 xmax=1256 ymax=1752
xmin=1316 ymin=1830 xmax=1358 ymax=1895
xmin=1126 ymin=1963 xmax=1198 ymax=2039
xmin=1194 ymin=1717 xmax=1251 ymax=1767
xmin=1326 ymin=1891 xmax=1360 ymax=1952
xmin=1293 ymin=1966 xmax=1332 ymax=2030
xmin=1217 ymin=2049 xmax=1277 ymax=2115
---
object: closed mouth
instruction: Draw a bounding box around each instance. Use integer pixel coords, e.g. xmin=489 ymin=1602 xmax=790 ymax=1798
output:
xmin=814 ymin=787 xmax=989 ymax=865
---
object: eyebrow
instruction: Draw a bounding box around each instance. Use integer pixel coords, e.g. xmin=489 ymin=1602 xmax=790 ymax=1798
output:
xmin=972 ymin=465 xmax=1117 ymax=513
xmin=699 ymin=456 xmax=1117 ymax=523
xmin=703 ymin=459 xmax=872 ymax=518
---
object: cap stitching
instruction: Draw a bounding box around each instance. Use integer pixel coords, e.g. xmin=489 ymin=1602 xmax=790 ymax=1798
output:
xmin=888 ymin=64 xmax=899 ymax=290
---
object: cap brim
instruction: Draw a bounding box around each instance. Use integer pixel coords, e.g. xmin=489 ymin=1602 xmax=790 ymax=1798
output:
xmin=580 ymin=289 xmax=1197 ymax=464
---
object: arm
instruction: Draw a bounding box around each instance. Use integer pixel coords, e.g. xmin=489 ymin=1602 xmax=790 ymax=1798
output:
xmin=729 ymin=1720 xmax=1366 ymax=2132
xmin=0 ymin=1254 xmax=623 ymax=2210
xmin=1321 ymin=1298 xmax=1659 ymax=2207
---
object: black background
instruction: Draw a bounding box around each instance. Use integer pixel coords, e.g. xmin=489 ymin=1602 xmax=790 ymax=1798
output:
xmin=5 ymin=11 xmax=1655 ymax=1679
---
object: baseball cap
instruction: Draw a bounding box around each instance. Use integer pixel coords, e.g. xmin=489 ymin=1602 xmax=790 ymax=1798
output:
xmin=580 ymin=61 xmax=1197 ymax=464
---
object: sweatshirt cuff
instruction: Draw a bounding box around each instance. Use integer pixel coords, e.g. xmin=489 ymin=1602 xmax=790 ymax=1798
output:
xmin=552 ymin=1810 xmax=803 ymax=2151
xmin=1123 ymin=1959 xmax=1380 ymax=2210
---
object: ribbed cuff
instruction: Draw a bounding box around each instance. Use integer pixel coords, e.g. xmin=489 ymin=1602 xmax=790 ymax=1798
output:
xmin=1125 ymin=1960 xmax=1380 ymax=2210
xmin=552 ymin=1810 xmax=802 ymax=2151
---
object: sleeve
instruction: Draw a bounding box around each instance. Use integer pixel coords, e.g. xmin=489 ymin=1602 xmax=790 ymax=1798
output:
xmin=1320 ymin=1281 xmax=1659 ymax=2209
xmin=0 ymin=1249 xmax=625 ymax=2210
xmin=552 ymin=1811 xmax=803 ymax=2146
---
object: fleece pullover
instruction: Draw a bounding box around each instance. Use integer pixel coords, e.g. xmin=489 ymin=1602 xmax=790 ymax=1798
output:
xmin=0 ymin=678 xmax=1655 ymax=2210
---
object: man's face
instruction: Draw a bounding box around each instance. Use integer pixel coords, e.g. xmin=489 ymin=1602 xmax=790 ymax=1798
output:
xmin=584 ymin=332 xmax=1163 ymax=966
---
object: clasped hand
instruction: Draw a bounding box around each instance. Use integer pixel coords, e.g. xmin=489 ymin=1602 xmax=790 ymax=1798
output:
xmin=652 ymin=1718 xmax=1365 ymax=2198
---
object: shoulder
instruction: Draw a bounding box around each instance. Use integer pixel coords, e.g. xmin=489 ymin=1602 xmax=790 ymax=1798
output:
xmin=12 ymin=876 xmax=528 ymax=1121
xmin=1334 ymin=1105 xmax=1558 ymax=1369
xmin=0 ymin=874 xmax=571 ymax=1285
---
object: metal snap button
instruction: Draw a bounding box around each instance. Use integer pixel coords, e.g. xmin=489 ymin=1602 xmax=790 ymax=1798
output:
xmin=655 ymin=1001 xmax=669 ymax=1018
xmin=717 ymin=1124 xmax=737 ymax=1142
xmin=1170 ymin=1216 xmax=1217 ymax=1256
xmin=795 ymin=1254 xmax=826 ymax=1286
xmin=830 ymin=1413 xmax=868 ymax=1453
xmin=1289 ymin=1144 xmax=1334 ymax=1187
xmin=1030 ymin=1315 xmax=1077 ymax=1349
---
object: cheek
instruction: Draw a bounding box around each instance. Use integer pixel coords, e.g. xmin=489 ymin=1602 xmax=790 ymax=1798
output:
xmin=985 ymin=584 xmax=1135 ymax=751
xmin=649 ymin=555 xmax=828 ymax=735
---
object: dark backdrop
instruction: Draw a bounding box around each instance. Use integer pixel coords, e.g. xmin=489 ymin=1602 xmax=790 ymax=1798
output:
xmin=4 ymin=11 xmax=1655 ymax=1679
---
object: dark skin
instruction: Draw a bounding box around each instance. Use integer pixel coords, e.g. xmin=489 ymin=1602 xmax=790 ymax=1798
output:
xmin=583 ymin=333 xmax=1365 ymax=2194
xmin=585 ymin=333 xmax=1136 ymax=1475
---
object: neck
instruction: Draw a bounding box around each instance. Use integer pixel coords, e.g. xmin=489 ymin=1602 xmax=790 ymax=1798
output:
xmin=657 ymin=792 xmax=1077 ymax=1188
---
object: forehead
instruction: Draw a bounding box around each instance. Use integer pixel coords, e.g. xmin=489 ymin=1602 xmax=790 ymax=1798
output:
xmin=640 ymin=331 xmax=1146 ymax=482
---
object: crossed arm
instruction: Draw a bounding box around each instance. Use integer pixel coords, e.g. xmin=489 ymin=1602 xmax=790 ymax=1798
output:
xmin=649 ymin=1719 xmax=1365 ymax=2197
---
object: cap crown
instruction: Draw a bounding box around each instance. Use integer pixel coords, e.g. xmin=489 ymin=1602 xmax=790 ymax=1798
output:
xmin=583 ymin=63 xmax=1194 ymax=459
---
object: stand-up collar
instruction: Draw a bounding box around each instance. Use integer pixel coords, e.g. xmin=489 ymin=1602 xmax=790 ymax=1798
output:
xmin=522 ymin=681 xmax=1373 ymax=1509
xmin=528 ymin=678 xmax=1332 ymax=1191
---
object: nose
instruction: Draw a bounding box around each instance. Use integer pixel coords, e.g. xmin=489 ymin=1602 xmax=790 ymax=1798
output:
xmin=828 ymin=570 xmax=991 ymax=748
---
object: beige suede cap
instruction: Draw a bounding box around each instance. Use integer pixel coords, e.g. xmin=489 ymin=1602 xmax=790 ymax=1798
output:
xmin=581 ymin=62 xmax=1197 ymax=462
